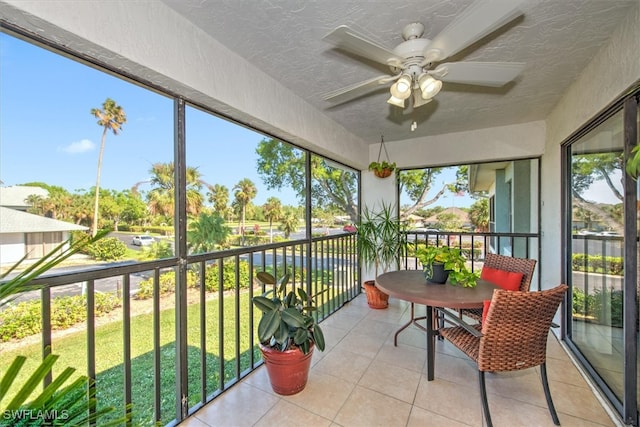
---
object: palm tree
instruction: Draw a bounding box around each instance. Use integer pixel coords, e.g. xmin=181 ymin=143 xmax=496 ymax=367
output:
xmin=468 ymin=199 xmax=489 ymax=232
xmin=187 ymin=212 xmax=231 ymax=253
xmin=280 ymin=210 xmax=300 ymax=239
xmin=233 ymin=178 xmax=257 ymax=245
xmin=209 ymin=184 xmax=229 ymax=218
xmin=90 ymin=98 xmax=126 ymax=236
xmin=137 ymin=162 xmax=207 ymax=220
xmin=262 ymin=197 xmax=282 ymax=243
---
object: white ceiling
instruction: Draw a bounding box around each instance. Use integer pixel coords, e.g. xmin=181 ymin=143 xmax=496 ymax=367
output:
xmin=160 ymin=0 xmax=637 ymax=144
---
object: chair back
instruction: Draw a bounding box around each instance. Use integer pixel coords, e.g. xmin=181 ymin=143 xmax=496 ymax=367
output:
xmin=478 ymin=284 xmax=568 ymax=373
xmin=483 ymin=253 xmax=537 ymax=292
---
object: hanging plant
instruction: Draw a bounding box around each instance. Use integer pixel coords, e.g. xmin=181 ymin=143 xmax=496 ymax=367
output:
xmin=368 ymin=160 xmax=397 ymax=178
xmin=369 ymin=136 xmax=396 ymax=178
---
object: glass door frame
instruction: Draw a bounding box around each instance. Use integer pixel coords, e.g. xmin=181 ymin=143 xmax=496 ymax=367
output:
xmin=562 ymin=88 xmax=639 ymax=426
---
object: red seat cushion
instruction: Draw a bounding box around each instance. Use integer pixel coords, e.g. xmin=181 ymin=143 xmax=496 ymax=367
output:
xmin=480 ymin=266 xmax=524 ymax=292
xmin=482 ymin=299 xmax=492 ymax=325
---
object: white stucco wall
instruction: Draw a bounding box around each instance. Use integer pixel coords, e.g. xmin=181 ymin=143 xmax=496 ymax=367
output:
xmin=541 ymin=2 xmax=640 ymax=290
xmin=0 ymin=0 xmax=370 ymax=170
xmin=0 ymin=232 xmax=24 ymax=265
xmin=377 ymin=121 xmax=546 ymax=169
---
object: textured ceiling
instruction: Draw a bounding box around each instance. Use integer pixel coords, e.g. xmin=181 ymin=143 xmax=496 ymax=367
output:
xmin=160 ymin=0 xmax=636 ymax=144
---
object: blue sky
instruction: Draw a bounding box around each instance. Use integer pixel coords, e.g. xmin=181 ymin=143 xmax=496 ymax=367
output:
xmin=0 ymin=32 xmax=473 ymax=209
xmin=0 ymin=33 xmax=302 ymax=206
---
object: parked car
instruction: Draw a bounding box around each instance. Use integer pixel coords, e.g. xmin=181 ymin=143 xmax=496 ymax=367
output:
xmin=132 ymin=235 xmax=154 ymax=246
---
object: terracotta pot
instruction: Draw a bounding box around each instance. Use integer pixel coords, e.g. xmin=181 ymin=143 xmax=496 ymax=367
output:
xmin=425 ymin=263 xmax=449 ymax=284
xmin=259 ymin=343 xmax=314 ymax=395
xmin=363 ymin=280 xmax=389 ymax=309
xmin=373 ymin=168 xmax=393 ymax=178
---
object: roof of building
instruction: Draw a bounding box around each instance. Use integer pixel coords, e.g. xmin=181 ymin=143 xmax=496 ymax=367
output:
xmin=0 ymin=206 xmax=87 ymax=233
xmin=0 ymin=186 xmax=49 ymax=209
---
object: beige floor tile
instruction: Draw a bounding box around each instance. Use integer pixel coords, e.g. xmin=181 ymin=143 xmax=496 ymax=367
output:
xmin=414 ymin=375 xmax=483 ymax=426
xmin=181 ymin=295 xmax=620 ymax=427
xmin=334 ymin=385 xmax=412 ymax=427
xmin=375 ymin=340 xmax=427 ymax=373
xmin=333 ymin=330 xmax=385 ymax=359
xmin=282 ymin=370 xmax=356 ymax=420
xmin=254 ymin=399 xmax=332 ymax=427
xmin=359 ymin=359 xmax=421 ymax=403
xmin=189 ymin=382 xmax=279 ymax=426
xmin=313 ymin=346 xmax=372 ymax=383
xmin=407 ymin=406 xmax=471 ymax=427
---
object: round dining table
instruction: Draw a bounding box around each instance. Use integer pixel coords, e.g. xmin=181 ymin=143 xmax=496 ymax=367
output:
xmin=375 ymin=269 xmax=498 ymax=381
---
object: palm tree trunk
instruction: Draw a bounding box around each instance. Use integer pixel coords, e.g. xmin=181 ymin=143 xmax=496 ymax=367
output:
xmin=91 ymin=128 xmax=107 ymax=236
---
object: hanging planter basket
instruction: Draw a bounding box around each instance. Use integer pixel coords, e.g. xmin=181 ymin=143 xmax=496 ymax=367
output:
xmin=373 ymin=168 xmax=394 ymax=179
xmin=368 ymin=136 xmax=396 ymax=179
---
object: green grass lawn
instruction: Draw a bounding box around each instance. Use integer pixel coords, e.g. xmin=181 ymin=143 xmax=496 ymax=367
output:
xmin=1 ymin=281 xmax=346 ymax=425
xmin=1 ymin=291 xmax=261 ymax=425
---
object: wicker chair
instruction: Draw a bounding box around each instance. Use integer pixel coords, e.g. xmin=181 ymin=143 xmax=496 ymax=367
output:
xmin=439 ymin=284 xmax=568 ymax=427
xmin=460 ymin=253 xmax=537 ymax=322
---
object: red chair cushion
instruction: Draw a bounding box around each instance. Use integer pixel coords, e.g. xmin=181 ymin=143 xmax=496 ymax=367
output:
xmin=480 ymin=266 xmax=524 ymax=291
xmin=482 ymin=299 xmax=491 ymax=325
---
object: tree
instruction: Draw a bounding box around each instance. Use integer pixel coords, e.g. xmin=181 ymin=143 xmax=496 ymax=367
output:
xmin=209 ymin=184 xmax=231 ymax=220
xmin=138 ymin=162 xmax=209 ymax=220
xmin=188 ymin=212 xmax=231 ymax=253
xmin=468 ymin=199 xmax=489 ymax=232
xmin=256 ymin=139 xmax=358 ymax=221
xmin=90 ymin=98 xmax=126 ymax=236
xmin=233 ymin=178 xmax=257 ymax=245
xmin=256 ymin=137 xmax=458 ymax=223
xmin=279 ymin=210 xmax=300 ymax=238
xmin=571 ymin=153 xmax=624 ymax=233
xmin=263 ymin=197 xmax=282 ymax=243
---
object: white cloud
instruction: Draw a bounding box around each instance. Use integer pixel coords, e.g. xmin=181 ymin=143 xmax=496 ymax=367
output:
xmin=59 ymin=139 xmax=95 ymax=154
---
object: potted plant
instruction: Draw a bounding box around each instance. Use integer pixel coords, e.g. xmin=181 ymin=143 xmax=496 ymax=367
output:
xmin=356 ymin=203 xmax=407 ymax=308
xmin=416 ymin=245 xmax=479 ymax=287
xmin=252 ymin=271 xmax=325 ymax=395
xmin=368 ymin=160 xmax=396 ymax=178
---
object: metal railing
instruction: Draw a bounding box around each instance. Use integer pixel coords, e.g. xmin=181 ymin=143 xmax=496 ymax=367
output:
xmin=0 ymin=232 xmax=358 ymax=426
xmin=402 ymin=230 xmax=540 ymax=288
xmin=2 ymin=229 xmax=543 ymax=425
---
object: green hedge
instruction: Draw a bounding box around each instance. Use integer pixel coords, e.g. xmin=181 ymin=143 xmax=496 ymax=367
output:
xmin=572 ymin=254 xmax=623 ymax=275
xmin=0 ymin=293 xmax=120 ymax=342
xmin=84 ymin=237 xmax=128 ymax=261
xmin=572 ymin=287 xmax=624 ymax=328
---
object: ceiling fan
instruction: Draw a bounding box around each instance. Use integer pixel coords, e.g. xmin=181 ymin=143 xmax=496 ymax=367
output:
xmin=322 ymin=0 xmax=526 ymax=109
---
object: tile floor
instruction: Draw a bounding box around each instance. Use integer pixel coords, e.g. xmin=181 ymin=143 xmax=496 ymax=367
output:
xmin=181 ymin=294 xmax=621 ymax=427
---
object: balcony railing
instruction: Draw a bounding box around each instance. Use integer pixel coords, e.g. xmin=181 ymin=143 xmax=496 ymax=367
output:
xmin=1 ymin=232 xmax=358 ymax=426
xmin=1 ymin=229 xmax=541 ymax=425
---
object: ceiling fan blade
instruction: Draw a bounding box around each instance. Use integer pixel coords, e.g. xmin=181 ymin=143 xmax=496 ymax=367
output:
xmin=423 ymin=0 xmax=525 ymax=63
xmin=324 ymin=25 xmax=404 ymax=67
xmin=432 ymin=62 xmax=525 ymax=87
xmin=323 ymin=74 xmax=398 ymax=104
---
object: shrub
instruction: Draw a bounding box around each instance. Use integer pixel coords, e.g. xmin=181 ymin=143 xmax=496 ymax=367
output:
xmin=135 ymin=270 xmax=198 ymax=300
xmin=139 ymin=240 xmax=174 ymax=260
xmin=0 ymin=293 xmax=120 ymax=342
xmin=85 ymin=237 xmax=127 ymax=261
xmin=203 ymin=261 xmax=251 ymax=292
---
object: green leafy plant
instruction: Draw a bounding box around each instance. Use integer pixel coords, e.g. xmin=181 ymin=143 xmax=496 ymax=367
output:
xmin=252 ymin=272 xmax=325 ymax=355
xmin=356 ymin=202 xmax=407 ymax=277
xmin=416 ymin=245 xmax=479 ymax=288
xmin=368 ymin=160 xmax=396 ymax=177
xmin=0 ymin=230 xmax=129 ymax=425
xmin=626 ymin=145 xmax=640 ymax=179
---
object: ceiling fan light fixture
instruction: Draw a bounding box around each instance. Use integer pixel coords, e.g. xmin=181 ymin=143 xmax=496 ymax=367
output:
xmin=390 ymin=75 xmax=412 ymax=99
xmin=418 ymin=73 xmax=442 ymax=99
xmin=387 ymin=94 xmax=405 ymax=108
